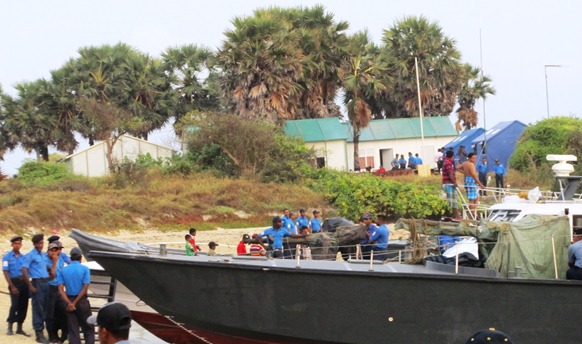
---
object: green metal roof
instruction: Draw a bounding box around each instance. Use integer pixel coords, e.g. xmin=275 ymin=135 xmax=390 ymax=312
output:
xmin=285 ymin=117 xmax=456 ymax=143
xmin=283 ymin=118 xmax=350 ymax=142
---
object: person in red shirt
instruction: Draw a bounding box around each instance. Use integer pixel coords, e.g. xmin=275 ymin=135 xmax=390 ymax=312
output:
xmin=188 ymin=228 xmax=201 ymax=253
xmin=442 ymin=150 xmax=460 ymax=219
xmin=237 ymin=234 xmax=250 ymax=255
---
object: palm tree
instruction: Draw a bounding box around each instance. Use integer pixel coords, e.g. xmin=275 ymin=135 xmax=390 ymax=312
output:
xmin=162 ymin=44 xmax=219 ymax=121
xmin=342 ymin=31 xmax=388 ymax=171
xmin=456 ymin=64 xmax=496 ymax=130
xmin=381 ymin=16 xmax=465 ymax=118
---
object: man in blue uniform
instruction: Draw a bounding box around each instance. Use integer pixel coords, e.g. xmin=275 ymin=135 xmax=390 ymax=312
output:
xmin=22 ymin=233 xmax=57 ymax=344
xmin=257 ymin=216 xmax=306 ymax=258
xmin=309 ymin=210 xmax=322 ymax=233
xmin=494 ymin=159 xmax=506 ymax=189
xmin=2 ymin=235 xmax=30 ymax=337
xmin=368 ymin=215 xmax=390 ymax=261
xmin=360 ymin=213 xmax=378 ymax=259
xmin=46 ymin=241 xmax=68 ymax=343
xmin=567 ymin=228 xmax=582 ymax=280
xmin=296 ymin=209 xmax=310 ymax=232
xmin=476 ymin=157 xmax=488 ymax=196
xmin=57 ymin=247 xmax=94 ymax=344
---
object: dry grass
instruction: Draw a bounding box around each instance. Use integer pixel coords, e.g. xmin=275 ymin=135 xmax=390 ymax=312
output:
xmin=0 ymin=173 xmax=326 ymax=234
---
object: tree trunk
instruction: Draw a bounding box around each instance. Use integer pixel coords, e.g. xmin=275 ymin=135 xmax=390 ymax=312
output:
xmin=353 ymin=126 xmax=360 ymax=171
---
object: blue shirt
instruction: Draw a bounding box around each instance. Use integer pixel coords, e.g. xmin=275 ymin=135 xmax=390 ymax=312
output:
xmin=415 ymin=157 xmax=423 ymax=165
xmin=22 ymin=248 xmax=51 ymax=278
xmin=56 ymin=261 xmax=90 ymax=296
xmin=46 ymin=255 xmax=67 ymax=286
xmin=258 ymin=227 xmax=290 ymax=250
xmin=398 ymin=158 xmax=406 ymax=168
xmin=362 ymin=224 xmax=378 ymax=245
xmin=568 ymin=240 xmax=582 ymax=269
xmin=309 ymin=218 xmax=322 ymax=233
xmin=369 ymin=224 xmax=389 ymax=250
xmin=283 ymin=217 xmax=296 ymax=234
xmin=477 ymin=161 xmax=488 ymax=174
xmin=494 ymin=164 xmax=506 ymax=175
xmin=2 ymin=250 xmax=25 ymax=278
xmin=60 ymin=252 xmax=71 ymax=264
xmin=296 ymin=216 xmax=309 ymax=231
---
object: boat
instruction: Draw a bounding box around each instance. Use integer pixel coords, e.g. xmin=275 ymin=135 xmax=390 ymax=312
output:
xmin=72 ymin=223 xmax=581 ymax=344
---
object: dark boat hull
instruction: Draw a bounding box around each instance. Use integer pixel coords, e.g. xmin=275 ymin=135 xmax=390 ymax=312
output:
xmin=89 ymin=252 xmax=582 ymax=344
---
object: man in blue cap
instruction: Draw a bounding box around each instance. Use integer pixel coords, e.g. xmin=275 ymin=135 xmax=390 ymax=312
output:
xmin=256 ymin=216 xmax=306 ymax=259
xmin=2 ymin=235 xmax=30 ymax=337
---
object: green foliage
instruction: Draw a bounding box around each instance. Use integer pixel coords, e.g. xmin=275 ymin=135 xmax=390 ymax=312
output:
xmin=511 ymin=117 xmax=582 ymax=176
xmin=307 ymin=169 xmax=447 ymax=221
xmin=183 ymin=113 xmax=317 ymax=183
xmin=17 ymin=160 xmax=80 ymax=187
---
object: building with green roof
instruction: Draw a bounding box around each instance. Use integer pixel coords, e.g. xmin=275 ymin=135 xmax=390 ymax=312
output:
xmin=284 ymin=117 xmax=457 ymax=171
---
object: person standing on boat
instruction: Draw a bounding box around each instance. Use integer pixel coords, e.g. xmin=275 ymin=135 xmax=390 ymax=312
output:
xmin=283 ymin=211 xmax=298 ymax=258
xmin=476 ymin=157 xmax=488 ymax=196
xmin=456 ymin=153 xmax=486 ymax=219
xmin=185 ymin=235 xmax=195 ymax=256
xmin=2 ymin=235 xmax=30 ymax=337
xmin=435 ymin=148 xmax=444 ymax=174
xmin=87 ymin=302 xmax=131 ymax=344
xmin=494 ymin=159 xmax=506 ymax=189
xmin=188 ymin=228 xmax=201 ymax=255
xmin=566 ymin=228 xmax=582 ymax=280
xmin=309 ymin=210 xmax=322 ymax=233
xmin=296 ymin=209 xmax=310 ymax=232
xmin=442 ymin=150 xmax=460 ymax=219
xmin=56 ymin=248 xmax=95 ymax=344
xmin=22 ymin=233 xmax=58 ymax=344
xmin=256 ymin=216 xmax=305 ymax=259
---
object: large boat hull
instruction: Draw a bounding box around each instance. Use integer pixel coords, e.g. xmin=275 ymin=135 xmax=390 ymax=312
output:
xmin=89 ymin=251 xmax=582 ymax=344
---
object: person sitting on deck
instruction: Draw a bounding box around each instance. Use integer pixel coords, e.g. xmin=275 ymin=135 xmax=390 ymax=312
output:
xmin=367 ymin=215 xmax=389 ymax=261
xmin=237 ymin=234 xmax=250 ymax=255
xmin=567 ymin=227 xmax=582 ymax=280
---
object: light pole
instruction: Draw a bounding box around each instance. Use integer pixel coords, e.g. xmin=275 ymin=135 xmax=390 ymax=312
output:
xmin=545 ymin=64 xmax=562 ymax=118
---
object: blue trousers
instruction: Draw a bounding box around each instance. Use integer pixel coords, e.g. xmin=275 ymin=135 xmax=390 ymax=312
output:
xmin=31 ymin=279 xmax=49 ymax=331
xmin=66 ymin=296 xmax=95 ymax=344
xmin=47 ymin=284 xmax=68 ymax=340
xmin=7 ymin=279 xmax=29 ymax=324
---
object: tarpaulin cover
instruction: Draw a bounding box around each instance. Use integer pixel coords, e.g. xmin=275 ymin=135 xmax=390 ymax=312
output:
xmin=394 ymin=215 xmax=570 ymax=279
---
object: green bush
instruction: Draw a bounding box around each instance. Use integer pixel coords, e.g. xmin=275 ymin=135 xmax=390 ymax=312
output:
xmin=307 ymin=169 xmax=447 ymax=221
xmin=17 ymin=160 xmax=80 ymax=187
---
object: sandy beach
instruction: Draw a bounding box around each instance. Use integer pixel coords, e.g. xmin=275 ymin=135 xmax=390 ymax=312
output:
xmin=0 ymin=226 xmax=261 ymax=343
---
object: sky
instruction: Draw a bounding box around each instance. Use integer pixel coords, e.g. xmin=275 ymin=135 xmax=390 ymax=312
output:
xmin=1 ymin=0 xmax=581 ymax=176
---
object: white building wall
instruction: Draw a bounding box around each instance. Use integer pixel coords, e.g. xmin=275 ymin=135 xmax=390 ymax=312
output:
xmin=346 ymin=136 xmax=455 ymax=171
xmin=306 ymin=140 xmax=348 ymax=170
xmin=66 ymin=135 xmax=175 ymax=177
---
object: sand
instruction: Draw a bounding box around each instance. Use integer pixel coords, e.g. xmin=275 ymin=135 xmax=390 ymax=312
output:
xmin=0 ymin=227 xmax=262 ymax=343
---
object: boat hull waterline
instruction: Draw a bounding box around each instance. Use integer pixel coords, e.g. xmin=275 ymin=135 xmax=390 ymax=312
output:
xmin=88 ymin=251 xmax=582 ymax=344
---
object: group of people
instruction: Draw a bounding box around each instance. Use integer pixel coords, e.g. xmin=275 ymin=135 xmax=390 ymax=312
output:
xmin=184 ymin=227 xmax=218 ymax=256
xmin=391 ymin=152 xmax=424 ymax=170
xmin=442 ymin=149 xmax=507 ymax=219
xmin=2 ymin=234 xmax=133 ymax=344
xmin=238 ymin=208 xmax=322 ymax=259
xmin=360 ymin=213 xmax=390 ymax=261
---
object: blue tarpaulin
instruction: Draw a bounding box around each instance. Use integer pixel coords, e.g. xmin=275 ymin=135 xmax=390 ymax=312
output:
xmin=471 ymin=121 xmax=527 ymax=172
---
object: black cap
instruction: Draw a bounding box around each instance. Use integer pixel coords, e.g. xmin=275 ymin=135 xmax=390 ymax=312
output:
xmin=10 ymin=235 xmax=23 ymax=243
xmin=87 ymin=302 xmax=132 ymax=331
xmin=31 ymin=234 xmax=44 ymax=244
xmin=313 ymin=210 xmax=320 ymax=214
xmin=464 ymin=328 xmax=514 ymax=344
xmin=70 ymin=247 xmax=82 ymax=259
xmin=208 ymin=241 xmax=218 ymax=248
xmin=361 ymin=213 xmax=373 ymax=220
xmin=272 ymin=216 xmax=282 ymax=224
xmin=299 ymin=208 xmax=306 ymax=213
xmin=47 ymin=235 xmax=60 ymax=243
